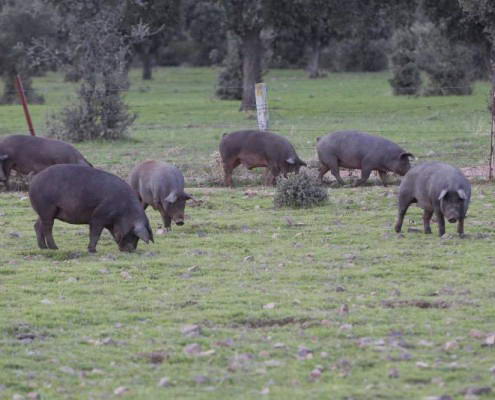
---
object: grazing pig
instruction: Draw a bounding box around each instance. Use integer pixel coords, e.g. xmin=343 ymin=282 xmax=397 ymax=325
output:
xmin=219 ymin=130 xmax=306 ymax=186
xmin=0 ymin=134 xmax=92 ymax=190
xmin=128 ymin=160 xmax=192 ymax=231
xmin=394 ymin=162 xmax=471 ymax=236
xmin=316 ymin=131 xmax=413 ymax=186
xmin=29 ymin=165 xmax=153 ymax=253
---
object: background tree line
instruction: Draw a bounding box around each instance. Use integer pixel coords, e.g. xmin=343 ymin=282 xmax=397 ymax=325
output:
xmin=0 ymin=0 xmax=494 ymax=140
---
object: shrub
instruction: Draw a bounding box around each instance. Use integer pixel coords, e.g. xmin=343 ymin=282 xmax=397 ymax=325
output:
xmin=389 ymin=29 xmax=422 ymax=96
xmin=417 ymin=26 xmax=474 ymax=96
xmin=274 ymin=172 xmax=328 ymax=209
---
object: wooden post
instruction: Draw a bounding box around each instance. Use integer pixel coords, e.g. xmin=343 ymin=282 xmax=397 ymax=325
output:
xmin=15 ymin=75 xmax=36 ymax=136
xmin=255 ymin=82 xmax=269 ymax=131
xmin=490 ymin=87 xmax=495 ymax=180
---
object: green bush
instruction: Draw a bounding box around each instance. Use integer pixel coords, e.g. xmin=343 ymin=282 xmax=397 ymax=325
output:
xmin=274 ymin=172 xmax=328 ymax=209
xmin=389 ymin=29 xmax=422 ymax=96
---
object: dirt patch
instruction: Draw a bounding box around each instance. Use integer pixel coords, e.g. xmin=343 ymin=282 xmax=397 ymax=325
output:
xmin=381 ymin=300 xmax=450 ymax=309
xmin=233 ymin=317 xmax=312 ymax=328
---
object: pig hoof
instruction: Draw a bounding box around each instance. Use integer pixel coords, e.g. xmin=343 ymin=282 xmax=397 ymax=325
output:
xmin=424 ymin=229 xmax=432 ymax=234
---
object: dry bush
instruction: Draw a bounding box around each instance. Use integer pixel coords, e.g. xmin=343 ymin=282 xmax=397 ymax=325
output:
xmin=274 ymin=171 xmax=328 ymax=209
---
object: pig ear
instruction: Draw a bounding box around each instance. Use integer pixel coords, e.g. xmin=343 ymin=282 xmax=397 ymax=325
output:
xmin=134 ymin=222 xmax=151 ymax=244
xmin=165 ymin=191 xmax=178 ymax=203
xmin=457 ymin=189 xmax=467 ymax=200
xmin=400 ymin=152 xmax=414 ymax=160
xmin=0 ymin=154 xmax=8 ymax=161
xmin=286 ymin=157 xmax=296 ymax=165
xmin=438 ymin=189 xmax=448 ymax=201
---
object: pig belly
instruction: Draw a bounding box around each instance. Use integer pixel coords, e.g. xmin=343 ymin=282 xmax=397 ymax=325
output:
xmin=239 ymin=152 xmax=269 ymax=170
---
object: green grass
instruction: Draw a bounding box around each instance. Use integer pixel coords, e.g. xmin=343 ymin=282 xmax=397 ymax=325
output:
xmin=0 ymin=68 xmax=495 ymax=399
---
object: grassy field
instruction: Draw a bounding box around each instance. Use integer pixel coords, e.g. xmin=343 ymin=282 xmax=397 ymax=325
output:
xmin=1 ymin=68 xmax=495 ymax=399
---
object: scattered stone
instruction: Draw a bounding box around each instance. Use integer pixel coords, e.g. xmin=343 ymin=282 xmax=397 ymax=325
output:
xmin=338 ymin=304 xmax=349 ymax=315
xmin=12 ymin=394 xmax=24 ymax=400
xmin=9 ymin=231 xmax=21 ymax=238
xmin=484 ymin=335 xmax=495 ymax=346
xmin=184 ymin=343 xmax=202 ymax=355
xmin=335 ymin=286 xmax=346 ymax=292
xmin=198 ymin=349 xmax=215 ymax=357
xmin=388 ymin=368 xmax=400 ymax=378
xmin=193 ymin=375 xmax=210 ymax=385
xmin=263 ymin=303 xmax=276 ymax=310
xmin=320 ymin=351 xmax=330 ymax=358
xmin=297 ymin=345 xmax=313 ymax=360
xmin=120 ymin=271 xmax=131 ymax=280
xmin=187 ymin=265 xmax=200 ymax=273
xmin=214 ymin=338 xmax=234 ymax=347
xmin=469 ymin=329 xmax=485 ymax=339
xmin=273 ymin=342 xmax=285 ymax=349
xmin=244 ymin=255 xmax=254 ymax=262
xmin=26 ymin=393 xmax=41 ymax=400
xmin=114 ymin=386 xmax=129 ymax=396
xmin=416 ymin=361 xmax=429 ymax=369
xmin=181 ymin=324 xmax=202 ymax=338
xmin=40 ymin=299 xmax=53 ymax=305
xmin=444 ymin=341 xmax=459 ymax=352
xmin=158 ymin=377 xmax=171 ymax=387
xmin=265 ymin=359 xmax=283 ymax=368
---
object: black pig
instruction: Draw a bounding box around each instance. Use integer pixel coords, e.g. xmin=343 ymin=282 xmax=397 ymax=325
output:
xmin=0 ymin=134 xmax=92 ymax=190
xmin=219 ymin=130 xmax=306 ymax=186
xmin=316 ymin=131 xmax=413 ymax=186
xmin=394 ymin=162 xmax=471 ymax=236
xmin=29 ymin=165 xmax=153 ymax=252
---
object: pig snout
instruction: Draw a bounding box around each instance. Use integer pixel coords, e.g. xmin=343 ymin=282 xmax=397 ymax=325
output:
xmin=173 ymin=215 xmax=185 ymax=226
xmin=448 ymin=218 xmax=457 ymax=223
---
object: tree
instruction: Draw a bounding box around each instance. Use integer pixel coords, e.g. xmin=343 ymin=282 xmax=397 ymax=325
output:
xmin=124 ymin=0 xmax=182 ymax=80
xmin=219 ymin=0 xmax=267 ymax=111
xmin=458 ymin=0 xmax=495 ymax=84
xmin=273 ymin=0 xmax=357 ymax=79
xmin=0 ymin=1 xmax=55 ymax=104
xmin=36 ymin=0 xmax=145 ymax=141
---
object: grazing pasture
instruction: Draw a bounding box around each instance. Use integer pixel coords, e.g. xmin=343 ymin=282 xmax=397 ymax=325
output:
xmin=0 ymin=68 xmax=494 ymax=399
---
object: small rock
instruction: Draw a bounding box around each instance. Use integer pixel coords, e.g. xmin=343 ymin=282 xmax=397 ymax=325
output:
xmin=9 ymin=231 xmax=21 ymax=238
xmin=181 ymin=324 xmax=202 ymax=338
xmin=263 ymin=303 xmax=276 ymax=310
xmin=265 ymin=359 xmax=283 ymax=367
xmin=244 ymin=255 xmax=254 ymax=262
xmin=320 ymin=351 xmax=329 ymax=358
xmin=12 ymin=394 xmax=24 ymax=400
xmin=120 ymin=271 xmax=131 ymax=280
xmin=469 ymin=329 xmax=485 ymax=339
xmin=187 ymin=265 xmax=200 ymax=273
xmin=310 ymin=367 xmax=323 ymax=379
xmin=335 ymin=286 xmax=346 ymax=292
xmin=388 ymin=368 xmax=400 ymax=378
xmin=193 ymin=375 xmax=210 ymax=385
xmin=338 ymin=304 xmax=349 ymax=315
xmin=273 ymin=342 xmax=285 ymax=349
xmin=158 ymin=377 xmax=171 ymax=387
xmin=484 ymin=335 xmax=495 ymax=346
xmin=259 ymin=351 xmax=270 ymax=358
xmin=40 ymin=299 xmax=53 ymax=305
xmin=139 ymin=351 xmax=168 ymax=364
xmin=297 ymin=345 xmax=313 ymax=360
xmin=27 ymin=393 xmax=41 ymax=400
xmin=198 ymin=349 xmax=215 ymax=357
xmin=461 ymin=387 xmax=492 ymax=396
xmin=444 ymin=340 xmax=459 ymax=352
xmin=416 ymin=361 xmax=429 ymax=369
xmin=113 ymin=386 xmax=129 ymax=396
xmin=184 ymin=343 xmax=202 ymax=355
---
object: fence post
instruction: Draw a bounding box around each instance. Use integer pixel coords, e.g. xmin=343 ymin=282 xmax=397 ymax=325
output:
xmin=255 ymin=82 xmax=269 ymax=131
xmin=15 ymin=75 xmax=36 ymax=136
xmin=490 ymin=81 xmax=495 ymax=180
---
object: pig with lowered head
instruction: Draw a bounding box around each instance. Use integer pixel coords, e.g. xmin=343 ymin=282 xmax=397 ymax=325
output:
xmin=316 ymin=131 xmax=413 ymax=186
xmin=394 ymin=162 xmax=471 ymax=236
xmin=0 ymin=134 xmax=92 ymax=190
xmin=128 ymin=160 xmax=192 ymax=231
xmin=29 ymin=164 xmax=153 ymax=252
xmin=219 ymin=130 xmax=306 ymax=186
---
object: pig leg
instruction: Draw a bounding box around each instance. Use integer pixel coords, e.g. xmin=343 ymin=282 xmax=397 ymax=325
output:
xmin=423 ymin=209 xmax=433 ymax=234
xmin=394 ymin=193 xmax=414 ymax=233
xmin=354 ymin=167 xmax=372 ymax=187
xmin=457 ymin=218 xmax=464 ymax=236
xmin=223 ymin=159 xmax=240 ymax=187
xmin=378 ymin=171 xmax=388 ymax=187
xmin=434 ymin=209 xmax=446 ymax=236
xmin=325 ymin=156 xmax=345 ymax=185
xmin=269 ymin=166 xmax=280 ymax=186
xmin=318 ymin=164 xmax=330 ymax=182
xmin=88 ymin=223 xmax=104 ymax=253
xmin=41 ymin=218 xmax=58 ymax=250
xmin=34 ymin=218 xmax=47 ymax=249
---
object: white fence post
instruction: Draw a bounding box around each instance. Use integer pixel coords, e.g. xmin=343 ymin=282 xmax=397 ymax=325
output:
xmin=255 ymin=82 xmax=269 ymax=131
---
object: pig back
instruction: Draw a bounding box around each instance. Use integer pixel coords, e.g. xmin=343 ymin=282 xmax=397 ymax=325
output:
xmin=30 ymin=164 xmax=141 ymax=223
xmin=220 ymin=130 xmax=298 ymax=164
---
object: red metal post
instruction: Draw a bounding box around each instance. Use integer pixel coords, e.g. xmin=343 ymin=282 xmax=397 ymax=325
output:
xmin=15 ymin=75 xmax=36 ymax=136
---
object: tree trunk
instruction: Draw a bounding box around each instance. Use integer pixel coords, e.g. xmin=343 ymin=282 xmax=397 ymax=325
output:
xmin=240 ymin=30 xmax=262 ymax=111
xmin=307 ymin=41 xmax=321 ymax=79
xmin=140 ymin=41 xmax=154 ymax=80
